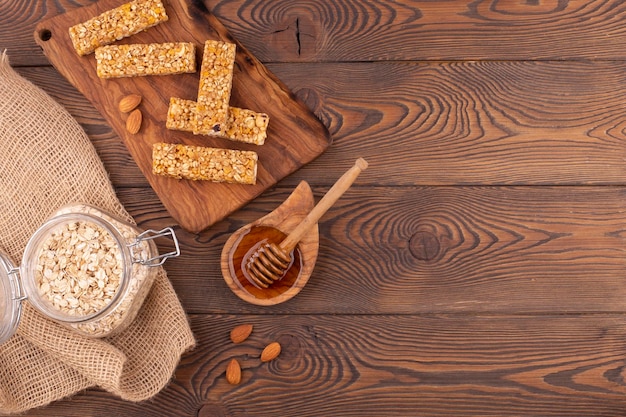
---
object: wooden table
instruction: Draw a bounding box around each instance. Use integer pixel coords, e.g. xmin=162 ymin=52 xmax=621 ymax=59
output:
xmin=4 ymin=0 xmax=626 ymax=415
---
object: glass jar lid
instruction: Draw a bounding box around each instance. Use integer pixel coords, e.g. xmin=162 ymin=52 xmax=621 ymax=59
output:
xmin=0 ymin=253 xmax=23 ymax=344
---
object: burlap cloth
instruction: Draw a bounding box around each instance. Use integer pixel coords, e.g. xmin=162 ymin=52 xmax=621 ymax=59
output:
xmin=0 ymin=51 xmax=195 ymax=414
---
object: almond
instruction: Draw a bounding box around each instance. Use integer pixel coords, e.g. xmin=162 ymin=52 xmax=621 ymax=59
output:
xmin=126 ymin=109 xmax=142 ymax=134
xmin=260 ymin=341 xmax=281 ymax=362
xmin=230 ymin=324 xmax=253 ymax=344
xmin=226 ymin=358 xmax=241 ymax=385
xmin=118 ymin=94 xmax=142 ymax=113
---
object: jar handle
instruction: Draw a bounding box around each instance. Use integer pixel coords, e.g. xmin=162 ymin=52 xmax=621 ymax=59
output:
xmin=129 ymin=227 xmax=181 ymax=267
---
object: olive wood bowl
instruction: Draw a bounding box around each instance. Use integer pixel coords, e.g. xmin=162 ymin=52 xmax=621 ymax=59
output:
xmin=220 ymin=181 xmax=319 ymax=305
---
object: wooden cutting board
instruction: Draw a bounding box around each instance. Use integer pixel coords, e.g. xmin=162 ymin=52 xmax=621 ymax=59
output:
xmin=33 ymin=0 xmax=331 ymax=233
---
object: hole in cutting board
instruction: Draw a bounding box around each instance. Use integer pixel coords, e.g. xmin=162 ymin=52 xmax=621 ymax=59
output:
xmin=38 ymin=29 xmax=52 ymax=42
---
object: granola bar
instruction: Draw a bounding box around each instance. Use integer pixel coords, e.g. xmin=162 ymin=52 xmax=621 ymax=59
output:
xmin=69 ymin=0 xmax=168 ymax=56
xmin=194 ymin=40 xmax=236 ymax=135
xmin=167 ymin=97 xmax=269 ymax=145
xmin=95 ymin=42 xmax=196 ymax=78
xmin=152 ymin=142 xmax=258 ymax=185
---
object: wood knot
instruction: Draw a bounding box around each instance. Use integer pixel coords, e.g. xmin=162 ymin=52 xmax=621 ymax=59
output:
xmin=294 ymin=87 xmax=321 ymax=113
xmin=409 ymin=231 xmax=440 ymax=261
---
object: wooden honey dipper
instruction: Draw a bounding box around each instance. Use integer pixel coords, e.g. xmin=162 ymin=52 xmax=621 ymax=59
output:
xmin=246 ymin=158 xmax=368 ymax=288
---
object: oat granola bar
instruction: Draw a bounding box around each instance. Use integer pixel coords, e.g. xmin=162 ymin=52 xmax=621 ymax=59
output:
xmin=167 ymin=97 xmax=269 ymax=145
xmin=194 ymin=40 xmax=236 ymax=135
xmin=69 ymin=0 xmax=168 ymax=56
xmin=152 ymin=142 xmax=258 ymax=184
xmin=95 ymin=42 xmax=196 ymax=78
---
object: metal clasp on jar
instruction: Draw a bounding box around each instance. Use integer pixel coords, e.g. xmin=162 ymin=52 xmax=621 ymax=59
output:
xmin=128 ymin=227 xmax=181 ymax=266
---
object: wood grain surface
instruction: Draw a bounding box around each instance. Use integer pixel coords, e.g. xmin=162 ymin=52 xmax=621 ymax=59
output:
xmin=3 ymin=0 xmax=626 ymax=415
xmin=8 ymin=0 xmax=626 ymax=65
xmin=33 ymin=0 xmax=330 ymax=233
xmin=206 ymin=0 xmax=626 ymax=62
xmin=19 ymin=315 xmax=626 ymax=416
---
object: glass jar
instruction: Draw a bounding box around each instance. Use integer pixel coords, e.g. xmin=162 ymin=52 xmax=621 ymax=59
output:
xmin=0 ymin=203 xmax=180 ymax=341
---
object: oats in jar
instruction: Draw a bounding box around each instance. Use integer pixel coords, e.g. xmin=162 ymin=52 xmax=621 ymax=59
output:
xmin=34 ymin=220 xmax=123 ymax=317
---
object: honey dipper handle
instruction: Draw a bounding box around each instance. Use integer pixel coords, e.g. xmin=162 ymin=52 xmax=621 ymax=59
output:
xmin=279 ymin=158 xmax=368 ymax=252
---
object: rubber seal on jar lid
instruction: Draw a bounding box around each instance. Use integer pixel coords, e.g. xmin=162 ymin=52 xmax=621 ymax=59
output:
xmin=0 ymin=252 xmax=23 ymax=344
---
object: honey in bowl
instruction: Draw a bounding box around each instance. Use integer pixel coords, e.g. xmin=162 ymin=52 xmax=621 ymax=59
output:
xmin=228 ymin=226 xmax=303 ymax=300
xmin=220 ymin=180 xmax=319 ymax=306
xmin=222 ymin=161 xmax=366 ymax=305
